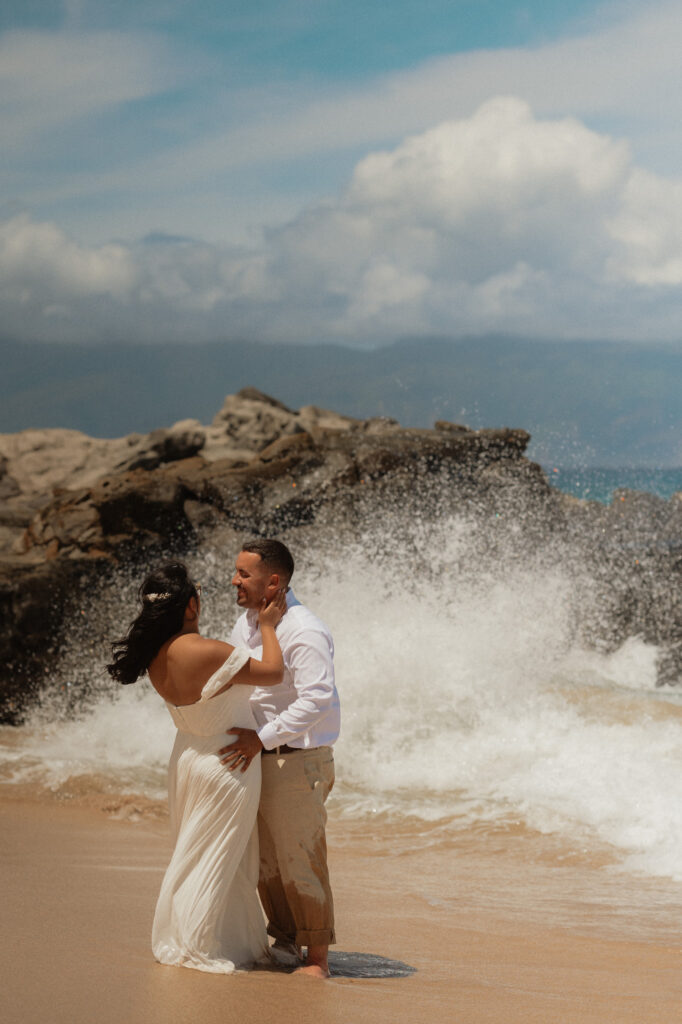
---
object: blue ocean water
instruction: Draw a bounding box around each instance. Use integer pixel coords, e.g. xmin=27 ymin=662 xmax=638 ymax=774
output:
xmin=545 ymin=467 xmax=682 ymax=504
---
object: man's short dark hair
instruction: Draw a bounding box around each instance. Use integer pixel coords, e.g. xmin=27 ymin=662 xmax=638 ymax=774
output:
xmin=241 ymin=538 xmax=295 ymax=583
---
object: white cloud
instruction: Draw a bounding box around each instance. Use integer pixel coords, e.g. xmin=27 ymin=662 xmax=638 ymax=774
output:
xmin=344 ymin=97 xmax=629 ymax=274
xmin=0 ymin=214 xmax=134 ymax=297
xmin=608 ymin=170 xmax=682 ymax=286
xmin=248 ymin=98 xmax=647 ymax=339
xmin=4 ymin=99 xmax=682 ymax=345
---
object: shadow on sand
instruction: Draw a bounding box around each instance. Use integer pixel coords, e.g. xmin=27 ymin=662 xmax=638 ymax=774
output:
xmin=328 ymin=951 xmax=416 ymax=978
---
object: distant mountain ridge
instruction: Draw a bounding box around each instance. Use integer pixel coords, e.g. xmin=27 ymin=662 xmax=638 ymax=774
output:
xmin=1 ymin=335 xmax=680 ymax=466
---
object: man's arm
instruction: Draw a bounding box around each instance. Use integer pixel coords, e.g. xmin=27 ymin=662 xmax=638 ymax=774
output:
xmin=257 ymin=629 xmax=337 ymax=750
xmin=219 ymin=619 xmax=337 ymax=771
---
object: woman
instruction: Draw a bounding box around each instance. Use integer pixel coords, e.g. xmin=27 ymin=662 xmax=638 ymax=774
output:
xmin=107 ymin=561 xmax=286 ymax=974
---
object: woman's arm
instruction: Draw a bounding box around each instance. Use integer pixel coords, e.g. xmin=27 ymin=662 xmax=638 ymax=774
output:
xmin=184 ymin=590 xmax=287 ymax=692
xmin=230 ymin=592 xmax=286 ymax=687
xmin=167 ymin=629 xmax=284 ymax=694
xmin=154 ymin=592 xmax=286 ymax=703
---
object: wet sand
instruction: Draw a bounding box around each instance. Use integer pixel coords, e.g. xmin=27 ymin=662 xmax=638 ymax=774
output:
xmin=3 ymin=796 xmax=682 ymax=1024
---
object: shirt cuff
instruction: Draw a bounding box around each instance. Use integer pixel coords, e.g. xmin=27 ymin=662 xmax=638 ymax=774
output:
xmin=257 ymin=721 xmax=284 ymax=751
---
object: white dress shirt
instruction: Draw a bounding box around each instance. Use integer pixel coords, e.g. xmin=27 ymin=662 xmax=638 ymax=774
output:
xmin=229 ymin=589 xmax=340 ymax=751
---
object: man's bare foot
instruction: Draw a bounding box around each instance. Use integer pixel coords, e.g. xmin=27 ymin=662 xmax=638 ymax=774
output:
xmin=294 ymin=943 xmax=330 ymax=978
xmin=294 ymin=963 xmax=330 ymax=979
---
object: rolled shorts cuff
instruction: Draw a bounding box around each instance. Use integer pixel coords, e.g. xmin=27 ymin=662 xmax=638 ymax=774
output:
xmin=294 ymin=927 xmax=336 ymax=948
xmin=266 ymin=923 xmax=336 ymax=947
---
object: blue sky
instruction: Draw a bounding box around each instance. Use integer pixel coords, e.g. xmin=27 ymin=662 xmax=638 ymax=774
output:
xmin=3 ymin=0 xmax=682 ymax=345
xmin=2 ymin=1 xmax=603 ymax=78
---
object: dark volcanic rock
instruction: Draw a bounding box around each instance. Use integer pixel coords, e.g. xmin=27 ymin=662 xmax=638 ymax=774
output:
xmin=0 ymin=455 xmax=20 ymax=500
xmin=556 ymin=488 xmax=682 ymax=682
xmin=15 ymin=423 xmax=538 ymax=562
xmin=0 ymin=556 xmax=112 ymax=720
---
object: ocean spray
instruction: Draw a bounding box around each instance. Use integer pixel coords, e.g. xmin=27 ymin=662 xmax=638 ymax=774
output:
xmin=2 ymin=501 xmax=682 ymax=881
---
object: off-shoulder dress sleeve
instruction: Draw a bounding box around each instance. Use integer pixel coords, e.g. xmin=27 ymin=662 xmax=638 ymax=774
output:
xmin=199 ymin=647 xmax=252 ymax=701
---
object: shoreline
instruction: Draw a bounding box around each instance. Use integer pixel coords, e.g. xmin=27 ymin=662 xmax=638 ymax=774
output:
xmin=4 ymin=795 xmax=682 ymax=1023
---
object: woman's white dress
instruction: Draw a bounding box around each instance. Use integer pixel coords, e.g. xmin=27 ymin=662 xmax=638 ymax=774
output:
xmin=152 ymin=648 xmax=269 ymax=973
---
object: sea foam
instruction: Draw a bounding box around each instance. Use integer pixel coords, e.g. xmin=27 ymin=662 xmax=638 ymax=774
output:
xmin=2 ymin=510 xmax=682 ymax=881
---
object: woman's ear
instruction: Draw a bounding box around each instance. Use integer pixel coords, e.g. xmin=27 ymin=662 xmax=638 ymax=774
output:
xmin=185 ymin=596 xmax=199 ymax=621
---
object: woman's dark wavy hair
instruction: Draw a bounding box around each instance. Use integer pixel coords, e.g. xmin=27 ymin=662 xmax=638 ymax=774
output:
xmin=106 ymin=562 xmax=199 ymax=685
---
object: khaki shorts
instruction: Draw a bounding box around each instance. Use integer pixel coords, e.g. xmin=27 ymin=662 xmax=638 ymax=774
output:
xmin=258 ymin=746 xmax=335 ymax=947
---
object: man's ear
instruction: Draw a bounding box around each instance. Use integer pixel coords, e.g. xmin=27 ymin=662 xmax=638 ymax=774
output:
xmin=267 ymin=573 xmax=280 ymax=592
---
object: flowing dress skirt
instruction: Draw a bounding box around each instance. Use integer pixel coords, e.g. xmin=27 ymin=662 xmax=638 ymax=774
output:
xmin=151 ymin=652 xmax=269 ymax=973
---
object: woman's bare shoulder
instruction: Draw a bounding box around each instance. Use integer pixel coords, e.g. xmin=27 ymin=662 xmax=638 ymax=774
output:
xmin=167 ymin=634 xmax=234 ymax=672
xmin=166 ymin=632 xmax=203 ymax=652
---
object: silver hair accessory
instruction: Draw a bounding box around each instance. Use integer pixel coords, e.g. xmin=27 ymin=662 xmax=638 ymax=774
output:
xmin=143 ymin=592 xmax=172 ymax=602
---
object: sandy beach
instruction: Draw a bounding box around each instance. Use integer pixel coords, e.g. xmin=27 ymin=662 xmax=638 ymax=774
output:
xmin=3 ymin=794 xmax=682 ymax=1024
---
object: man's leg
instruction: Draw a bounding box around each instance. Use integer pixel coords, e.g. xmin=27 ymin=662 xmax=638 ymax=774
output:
xmin=257 ymin=808 xmax=301 ymax=960
xmin=258 ymin=747 xmax=335 ymax=975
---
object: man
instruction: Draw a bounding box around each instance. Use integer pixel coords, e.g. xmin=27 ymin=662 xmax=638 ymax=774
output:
xmin=219 ymin=538 xmax=340 ymax=979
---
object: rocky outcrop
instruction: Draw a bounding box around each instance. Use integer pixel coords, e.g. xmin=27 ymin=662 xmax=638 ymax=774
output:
xmin=206 ymin=388 xmax=362 ymax=460
xmin=14 ymin=419 xmax=538 ymax=564
xmin=555 ymin=487 xmax=682 ymax=682
xmin=0 ymin=390 xmax=365 ymax=557
xmin=0 ymin=388 xmax=680 ymax=722
xmin=1 ymin=385 xmax=538 ymax=565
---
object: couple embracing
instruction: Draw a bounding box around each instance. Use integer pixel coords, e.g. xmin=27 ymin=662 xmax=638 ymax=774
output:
xmin=107 ymin=539 xmax=339 ymax=979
